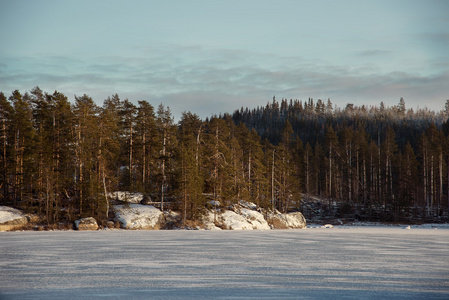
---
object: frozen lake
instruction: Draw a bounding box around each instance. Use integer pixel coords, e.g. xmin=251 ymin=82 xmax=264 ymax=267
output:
xmin=1 ymin=227 xmax=449 ymax=299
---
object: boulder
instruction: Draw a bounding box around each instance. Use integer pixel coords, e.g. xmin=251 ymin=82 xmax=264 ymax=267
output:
xmin=218 ymin=210 xmax=255 ymax=230
xmin=75 ymin=217 xmax=99 ymax=230
xmin=0 ymin=206 xmax=29 ymax=231
xmin=109 ymin=191 xmax=144 ymax=204
xmin=114 ymin=204 xmax=165 ymax=230
xmin=202 ymin=205 xmax=271 ymax=230
xmin=140 ymin=194 xmax=152 ymax=205
xmin=268 ymin=211 xmax=307 ymax=229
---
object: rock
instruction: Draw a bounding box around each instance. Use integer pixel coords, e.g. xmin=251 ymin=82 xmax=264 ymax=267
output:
xmin=140 ymin=194 xmax=152 ymax=205
xmin=75 ymin=217 xmax=99 ymax=230
xmin=164 ymin=210 xmax=181 ymax=224
xmin=114 ymin=204 xmax=165 ymax=230
xmin=106 ymin=221 xmax=115 ymax=229
xmin=109 ymin=192 xmax=144 ymax=204
xmin=218 ymin=210 xmax=255 ymax=230
xmin=0 ymin=206 xmax=29 ymax=231
xmin=202 ymin=205 xmax=270 ymax=230
xmin=268 ymin=211 xmax=307 ymax=229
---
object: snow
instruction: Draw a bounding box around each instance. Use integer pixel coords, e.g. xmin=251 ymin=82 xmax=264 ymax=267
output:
xmin=114 ymin=204 xmax=164 ymax=229
xmin=1 ymin=227 xmax=448 ymax=299
xmin=0 ymin=206 xmax=25 ymax=224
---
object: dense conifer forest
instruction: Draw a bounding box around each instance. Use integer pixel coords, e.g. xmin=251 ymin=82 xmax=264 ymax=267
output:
xmin=1 ymin=87 xmax=449 ymax=225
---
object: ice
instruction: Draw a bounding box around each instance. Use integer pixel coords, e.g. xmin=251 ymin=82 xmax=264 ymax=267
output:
xmin=1 ymin=227 xmax=448 ymax=299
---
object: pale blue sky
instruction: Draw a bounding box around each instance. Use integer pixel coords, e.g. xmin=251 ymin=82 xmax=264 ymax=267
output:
xmin=1 ymin=0 xmax=448 ymax=119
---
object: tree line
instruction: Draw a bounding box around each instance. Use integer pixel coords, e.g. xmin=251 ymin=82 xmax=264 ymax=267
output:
xmin=232 ymin=97 xmax=449 ymax=221
xmin=1 ymin=87 xmax=449 ymax=225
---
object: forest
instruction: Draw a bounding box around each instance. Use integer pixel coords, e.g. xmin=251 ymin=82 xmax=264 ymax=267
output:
xmin=1 ymin=87 xmax=449 ymax=226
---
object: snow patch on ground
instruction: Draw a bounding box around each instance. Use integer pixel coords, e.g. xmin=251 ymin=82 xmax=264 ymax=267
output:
xmin=114 ymin=204 xmax=164 ymax=229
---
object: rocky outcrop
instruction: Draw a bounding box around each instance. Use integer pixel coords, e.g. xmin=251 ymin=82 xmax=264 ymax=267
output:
xmin=0 ymin=216 xmax=29 ymax=231
xmin=75 ymin=217 xmax=99 ymax=230
xmin=114 ymin=204 xmax=165 ymax=230
xmin=0 ymin=206 xmax=29 ymax=231
xmin=202 ymin=202 xmax=271 ymax=230
xmin=268 ymin=211 xmax=307 ymax=229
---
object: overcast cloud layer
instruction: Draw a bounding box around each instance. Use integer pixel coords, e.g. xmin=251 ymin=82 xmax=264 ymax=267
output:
xmin=1 ymin=0 xmax=448 ymax=119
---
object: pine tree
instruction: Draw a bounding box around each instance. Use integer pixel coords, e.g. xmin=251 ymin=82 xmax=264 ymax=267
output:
xmin=9 ymin=90 xmax=35 ymax=206
xmin=381 ymin=127 xmax=398 ymax=212
xmin=325 ymin=125 xmax=338 ymax=210
xmin=136 ymin=100 xmax=157 ymax=194
xmin=177 ymin=112 xmax=204 ymax=221
xmin=73 ymin=94 xmax=100 ymax=217
xmin=120 ymin=99 xmax=137 ymax=191
xmin=0 ymin=92 xmax=13 ymax=204
xmin=156 ymin=104 xmax=176 ymax=212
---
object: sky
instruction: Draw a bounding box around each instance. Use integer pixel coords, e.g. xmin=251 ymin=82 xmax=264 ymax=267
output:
xmin=1 ymin=0 xmax=448 ymax=120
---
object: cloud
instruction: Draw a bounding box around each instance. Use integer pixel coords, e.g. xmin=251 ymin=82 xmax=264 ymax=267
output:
xmin=1 ymin=46 xmax=448 ymax=120
xmin=356 ymin=50 xmax=393 ymax=57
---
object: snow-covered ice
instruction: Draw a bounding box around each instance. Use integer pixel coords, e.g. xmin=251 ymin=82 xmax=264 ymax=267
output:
xmin=1 ymin=227 xmax=448 ymax=299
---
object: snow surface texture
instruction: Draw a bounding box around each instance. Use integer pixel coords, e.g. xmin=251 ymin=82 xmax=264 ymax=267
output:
xmin=114 ymin=204 xmax=164 ymax=229
xmin=1 ymin=227 xmax=448 ymax=299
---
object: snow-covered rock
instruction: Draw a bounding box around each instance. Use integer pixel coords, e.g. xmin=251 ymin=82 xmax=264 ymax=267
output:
xmin=114 ymin=204 xmax=165 ymax=230
xmin=109 ymin=192 xmax=144 ymax=204
xmin=219 ymin=210 xmax=255 ymax=230
xmin=238 ymin=200 xmax=258 ymax=210
xmin=75 ymin=217 xmax=99 ymax=230
xmin=202 ymin=204 xmax=270 ymax=230
xmin=268 ymin=211 xmax=307 ymax=229
xmin=0 ymin=206 xmax=29 ymax=231
xmin=237 ymin=208 xmax=270 ymax=230
xmin=201 ymin=211 xmax=222 ymax=230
